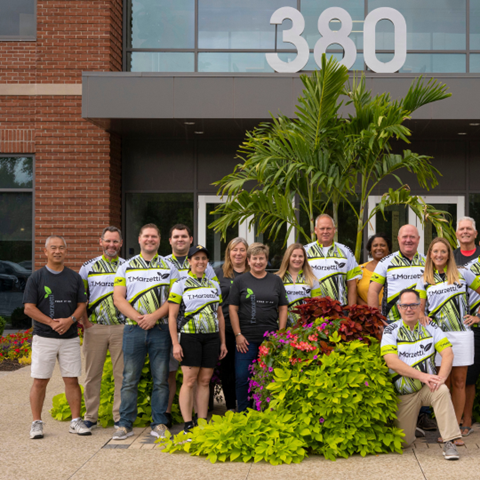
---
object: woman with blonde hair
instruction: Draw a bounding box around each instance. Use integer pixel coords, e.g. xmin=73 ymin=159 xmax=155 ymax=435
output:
xmin=277 ymin=243 xmax=321 ymax=326
xmin=417 ymin=237 xmax=480 ymax=443
xmin=215 ymin=237 xmax=249 ymax=412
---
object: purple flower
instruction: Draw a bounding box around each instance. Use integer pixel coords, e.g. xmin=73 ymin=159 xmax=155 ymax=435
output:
xmin=313 ymin=355 xmax=318 ymax=360
xmin=319 ymin=417 xmax=325 ymax=424
xmin=266 ymin=397 xmax=270 ymax=402
xmin=365 ymin=381 xmax=369 ymax=387
xmin=268 ymin=367 xmax=273 ymax=372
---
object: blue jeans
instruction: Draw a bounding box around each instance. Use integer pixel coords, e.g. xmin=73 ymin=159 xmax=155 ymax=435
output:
xmin=119 ymin=324 xmax=171 ymax=429
xmin=235 ymin=342 xmax=260 ymax=412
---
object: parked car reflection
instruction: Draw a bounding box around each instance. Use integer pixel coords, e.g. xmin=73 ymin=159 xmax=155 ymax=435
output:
xmin=0 ymin=261 xmax=31 ymax=290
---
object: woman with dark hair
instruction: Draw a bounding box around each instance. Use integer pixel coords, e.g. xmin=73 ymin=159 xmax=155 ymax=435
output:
xmin=215 ymin=237 xmax=249 ymax=412
xmin=276 ymin=242 xmax=321 ymax=326
xmin=357 ymin=233 xmax=391 ymax=305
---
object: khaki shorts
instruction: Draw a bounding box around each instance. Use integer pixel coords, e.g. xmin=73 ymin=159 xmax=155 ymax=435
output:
xmin=31 ymin=335 xmax=82 ymax=379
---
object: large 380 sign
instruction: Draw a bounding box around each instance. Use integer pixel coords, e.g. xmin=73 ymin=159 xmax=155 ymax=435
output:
xmin=266 ymin=7 xmax=407 ymax=73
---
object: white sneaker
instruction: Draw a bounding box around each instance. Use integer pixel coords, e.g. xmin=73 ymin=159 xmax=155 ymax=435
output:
xmin=112 ymin=426 xmax=133 ymax=440
xmin=69 ymin=418 xmax=92 ymax=436
xmin=30 ymin=420 xmax=44 ymax=439
xmin=150 ymin=424 xmax=168 ymax=438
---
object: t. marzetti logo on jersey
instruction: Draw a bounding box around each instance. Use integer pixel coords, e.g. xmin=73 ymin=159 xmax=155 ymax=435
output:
xmin=399 ymin=342 xmax=433 ymax=359
xmin=186 ymin=293 xmax=217 ymax=300
xmin=431 ymin=285 xmax=462 ymax=295
xmin=311 ymin=264 xmax=338 ymax=271
xmin=91 ymin=280 xmax=114 ymax=287
xmin=128 ymin=274 xmax=168 ymax=283
xmin=392 ymin=273 xmax=423 ymax=281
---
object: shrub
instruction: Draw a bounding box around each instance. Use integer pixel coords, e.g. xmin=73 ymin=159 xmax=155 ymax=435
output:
xmin=0 ymin=329 xmax=33 ymax=362
xmin=0 ymin=316 xmax=6 ymax=336
xmin=158 ymin=298 xmax=403 ymax=463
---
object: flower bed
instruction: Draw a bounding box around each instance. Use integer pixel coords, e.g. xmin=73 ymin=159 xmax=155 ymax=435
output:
xmin=158 ymin=298 xmax=404 ymax=463
xmin=0 ymin=329 xmax=33 ymax=364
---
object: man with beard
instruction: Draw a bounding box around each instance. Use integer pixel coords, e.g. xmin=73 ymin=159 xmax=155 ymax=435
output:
xmin=79 ymin=226 xmax=125 ymax=430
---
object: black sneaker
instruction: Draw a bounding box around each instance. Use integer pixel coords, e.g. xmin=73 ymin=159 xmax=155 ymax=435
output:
xmin=417 ymin=412 xmax=437 ymax=431
xmin=83 ymin=420 xmax=97 ymax=430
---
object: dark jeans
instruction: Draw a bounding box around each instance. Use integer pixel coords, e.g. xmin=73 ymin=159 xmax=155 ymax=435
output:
xmin=235 ymin=341 xmax=260 ymax=412
xmin=119 ymin=324 xmax=171 ymax=429
xmin=219 ymin=329 xmax=237 ymax=410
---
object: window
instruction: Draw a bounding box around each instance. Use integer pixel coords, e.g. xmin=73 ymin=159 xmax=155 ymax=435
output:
xmin=0 ymin=156 xmax=33 ymax=322
xmin=0 ymin=0 xmax=36 ymax=41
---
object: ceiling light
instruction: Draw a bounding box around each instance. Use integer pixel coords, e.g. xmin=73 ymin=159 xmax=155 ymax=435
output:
xmin=458 ymin=132 xmax=467 ymax=135
xmin=194 ymin=131 xmax=204 ymax=135
xmin=469 ymin=123 xmax=480 ymax=126
xmin=184 ymin=121 xmax=195 ymax=125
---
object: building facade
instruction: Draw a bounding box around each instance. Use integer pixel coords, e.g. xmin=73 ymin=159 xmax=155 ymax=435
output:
xmin=1 ymin=0 xmax=479 ymax=319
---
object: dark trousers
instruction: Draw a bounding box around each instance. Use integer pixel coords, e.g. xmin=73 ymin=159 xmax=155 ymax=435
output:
xmin=235 ymin=341 xmax=260 ymax=412
xmin=219 ymin=329 xmax=237 ymax=410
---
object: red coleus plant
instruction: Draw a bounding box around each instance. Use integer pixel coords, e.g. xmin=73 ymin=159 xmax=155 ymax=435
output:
xmin=293 ymin=297 xmax=385 ymax=343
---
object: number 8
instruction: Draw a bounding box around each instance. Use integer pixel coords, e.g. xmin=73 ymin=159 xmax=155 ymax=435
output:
xmin=314 ymin=8 xmax=357 ymax=70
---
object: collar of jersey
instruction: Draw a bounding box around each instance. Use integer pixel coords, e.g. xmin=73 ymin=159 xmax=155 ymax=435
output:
xmin=188 ymin=270 xmax=206 ymax=280
xmin=398 ymin=250 xmax=420 ymax=262
xmin=434 ymin=265 xmax=447 ymax=274
xmin=102 ymin=254 xmax=119 ymax=263
xmin=172 ymin=253 xmax=189 ymax=266
xmin=316 ymin=241 xmax=335 ymax=249
xmin=401 ymin=320 xmax=421 ymax=332
xmin=140 ymin=252 xmax=158 ymax=262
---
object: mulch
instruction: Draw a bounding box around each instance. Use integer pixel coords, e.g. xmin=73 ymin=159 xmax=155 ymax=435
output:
xmin=0 ymin=359 xmax=26 ymax=372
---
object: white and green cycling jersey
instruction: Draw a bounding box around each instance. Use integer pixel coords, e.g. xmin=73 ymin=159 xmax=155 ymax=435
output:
xmin=281 ymin=271 xmax=322 ymax=326
xmin=381 ymin=320 xmax=451 ymax=395
xmin=79 ymin=255 xmax=125 ymax=325
xmin=168 ymin=271 xmax=222 ymax=334
xmin=114 ymin=253 xmax=179 ymax=325
xmin=417 ymin=269 xmax=480 ymax=332
xmin=165 ymin=253 xmax=218 ymax=282
xmin=371 ymin=251 xmax=425 ymax=323
xmin=304 ymin=241 xmax=361 ymax=306
xmin=465 ymin=258 xmax=480 ymax=322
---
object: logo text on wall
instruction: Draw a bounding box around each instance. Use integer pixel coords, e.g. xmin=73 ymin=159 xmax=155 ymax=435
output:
xmin=266 ymin=7 xmax=407 ymax=73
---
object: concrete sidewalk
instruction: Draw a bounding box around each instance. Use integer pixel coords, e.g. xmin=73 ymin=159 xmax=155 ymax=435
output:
xmin=1 ymin=364 xmax=479 ymax=480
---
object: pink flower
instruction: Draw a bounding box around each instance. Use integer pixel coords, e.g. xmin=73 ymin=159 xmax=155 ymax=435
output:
xmin=365 ymin=381 xmax=369 ymax=387
xmin=319 ymin=417 xmax=325 ymax=424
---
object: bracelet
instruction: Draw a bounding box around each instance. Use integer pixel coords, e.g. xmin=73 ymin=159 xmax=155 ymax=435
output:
xmin=235 ymin=332 xmax=242 ymax=337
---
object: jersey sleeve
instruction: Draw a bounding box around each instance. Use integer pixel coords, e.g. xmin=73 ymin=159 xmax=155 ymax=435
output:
xmin=463 ymin=269 xmax=480 ymax=291
xmin=416 ymin=277 xmax=427 ymax=300
xmin=206 ymin=263 xmax=219 ymax=283
xmin=277 ymin=277 xmax=289 ymax=306
xmin=430 ymin=324 xmax=452 ymax=353
xmin=214 ymin=280 xmax=223 ymax=304
xmin=380 ymin=324 xmax=399 ymax=356
xmin=168 ymin=279 xmax=184 ymax=304
xmin=346 ymin=249 xmax=362 ymax=281
xmin=169 ymin=266 xmax=180 ymax=289
xmin=311 ymin=278 xmax=322 ymax=298
xmin=114 ymin=262 xmax=127 ymax=287
xmin=371 ymin=258 xmax=388 ymax=285
xmin=78 ymin=264 xmax=89 ymax=291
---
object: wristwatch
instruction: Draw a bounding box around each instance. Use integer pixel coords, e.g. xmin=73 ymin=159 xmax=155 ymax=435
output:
xmin=71 ymin=315 xmax=77 ymax=323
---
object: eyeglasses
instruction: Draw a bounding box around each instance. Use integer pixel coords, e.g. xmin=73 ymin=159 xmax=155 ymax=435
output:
xmin=398 ymin=303 xmax=421 ymax=310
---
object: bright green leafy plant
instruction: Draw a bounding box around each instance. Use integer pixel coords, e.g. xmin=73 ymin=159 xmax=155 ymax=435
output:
xmin=158 ymin=298 xmax=404 ymax=463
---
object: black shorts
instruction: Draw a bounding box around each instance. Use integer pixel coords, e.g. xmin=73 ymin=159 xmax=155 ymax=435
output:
xmin=466 ymin=328 xmax=480 ymax=385
xmin=180 ymin=332 xmax=220 ymax=369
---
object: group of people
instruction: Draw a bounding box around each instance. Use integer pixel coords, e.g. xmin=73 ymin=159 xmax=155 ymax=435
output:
xmin=24 ymin=214 xmax=480 ymax=461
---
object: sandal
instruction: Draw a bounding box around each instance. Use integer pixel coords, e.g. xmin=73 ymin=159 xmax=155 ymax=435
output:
xmin=460 ymin=426 xmax=473 ymax=437
xmin=437 ymin=437 xmax=465 ymax=446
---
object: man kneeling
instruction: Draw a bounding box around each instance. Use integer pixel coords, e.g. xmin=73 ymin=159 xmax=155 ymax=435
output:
xmin=381 ymin=288 xmax=462 ymax=460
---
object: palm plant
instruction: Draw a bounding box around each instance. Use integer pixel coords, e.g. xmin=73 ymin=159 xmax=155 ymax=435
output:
xmin=210 ymin=55 xmax=456 ymax=262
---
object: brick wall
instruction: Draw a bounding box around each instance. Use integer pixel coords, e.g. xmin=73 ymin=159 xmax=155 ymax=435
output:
xmin=0 ymin=1 xmax=123 ymax=270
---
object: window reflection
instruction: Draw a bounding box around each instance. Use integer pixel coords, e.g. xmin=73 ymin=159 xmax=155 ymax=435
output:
xmin=0 ymin=157 xmax=33 ymax=189
xmin=129 ymin=52 xmax=195 ymax=72
xmin=376 ymin=53 xmax=466 ymax=73
xmin=369 ymin=0 xmax=466 ymax=50
xmin=198 ymin=0 xmax=296 ymax=50
xmin=471 ymin=0 xmax=480 ymax=49
xmin=0 ymin=0 xmax=36 ymax=39
xmin=129 ymin=0 xmax=195 ymax=49
xmin=471 ymin=54 xmax=480 ymax=73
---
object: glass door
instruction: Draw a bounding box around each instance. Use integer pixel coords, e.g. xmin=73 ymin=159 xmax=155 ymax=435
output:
xmin=198 ymin=195 xmax=254 ymax=269
xmin=368 ymin=195 xmax=464 ymax=256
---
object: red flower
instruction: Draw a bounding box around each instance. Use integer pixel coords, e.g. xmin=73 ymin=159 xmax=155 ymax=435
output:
xmin=15 ymin=348 xmax=20 ymax=353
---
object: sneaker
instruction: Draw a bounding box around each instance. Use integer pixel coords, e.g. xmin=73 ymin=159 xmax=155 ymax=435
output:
xmin=415 ymin=427 xmax=425 ymax=438
xmin=112 ymin=426 xmax=133 ymax=440
xmin=443 ymin=441 xmax=460 ymax=460
xmin=150 ymin=424 xmax=168 ymax=438
xmin=83 ymin=420 xmax=97 ymax=430
xmin=417 ymin=412 xmax=437 ymax=431
xmin=182 ymin=426 xmax=193 ymax=442
xmin=30 ymin=420 xmax=44 ymax=439
xmin=114 ymin=422 xmax=120 ymax=429
xmin=165 ymin=412 xmax=173 ymax=429
xmin=69 ymin=419 xmax=92 ymax=436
